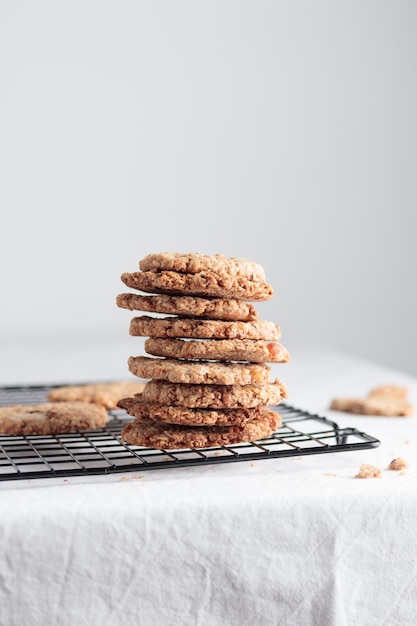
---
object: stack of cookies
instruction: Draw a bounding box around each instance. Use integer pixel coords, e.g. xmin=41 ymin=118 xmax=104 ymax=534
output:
xmin=116 ymin=252 xmax=290 ymax=450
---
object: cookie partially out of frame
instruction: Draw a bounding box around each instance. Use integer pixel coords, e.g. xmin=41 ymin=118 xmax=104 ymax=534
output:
xmin=121 ymin=270 xmax=274 ymax=302
xmin=139 ymin=252 xmax=267 ymax=282
xmin=121 ymin=408 xmax=281 ymax=449
xmin=0 ymin=402 xmax=109 ymax=436
xmin=47 ymin=380 xmax=147 ymax=409
xmin=118 ymin=396 xmax=265 ymax=426
xmin=144 ymin=337 xmax=290 ymax=363
xmin=130 ymin=316 xmax=281 ymax=340
xmin=128 ymin=356 xmax=271 ymax=385
xmin=116 ymin=293 xmax=259 ymax=321
xmin=139 ymin=379 xmax=288 ymax=409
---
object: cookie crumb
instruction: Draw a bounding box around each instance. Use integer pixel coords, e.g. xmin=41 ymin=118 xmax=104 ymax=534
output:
xmin=355 ymin=464 xmax=382 ymax=479
xmin=119 ymin=476 xmax=130 ymax=482
xmin=399 ymin=471 xmax=406 ymax=477
xmin=323 ymin=472 xmax=337 ymax=477
xmin=132 ymin=474 xmax=144 ymax=479
xmin=250 ymin=462 xmax=256 ymax=467
xmin=388 ymin=457 xmax=408 ymax=471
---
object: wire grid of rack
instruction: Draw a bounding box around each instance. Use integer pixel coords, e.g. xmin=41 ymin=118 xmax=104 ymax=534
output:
xmin=0 ymin=384 xmax=380 ymax=481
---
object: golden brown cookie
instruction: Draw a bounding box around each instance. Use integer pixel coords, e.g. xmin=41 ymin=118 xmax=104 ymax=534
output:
xmin=121 ymin=407 xmax=281 ymax=449
xmin=47 ymin=381 xmax=147 ymax=409
xmin=139 ymin=252 xmax=267 ymax=281
xmin=330 ymin=383 xmax=414 ymax=417
xmin=130 ymin=316 xmax=281 ymax=340
xmin=121 ymin=270 xmax=274 ymax=302
xmin=116 ymin=293 xmax=259 ymax=321
xmin=329 ymin=397 xmax=413 ymax=417
xmin=138 ymin=379 xmax=287 ymax=408
xmin=368 ymin=385 xmax=409 ymax=402
xmin=128 ymin=356 xmax=271 ymax=385
xmin=118 ymin=396 xmax=265 ymax=426
xmin=0 ymin=402 xmax=109 ymax=436
xmin=144 ymin=337 xmax=290 ymax=363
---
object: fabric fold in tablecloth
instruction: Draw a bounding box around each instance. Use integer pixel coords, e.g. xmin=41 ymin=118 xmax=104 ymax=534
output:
xmin=1 ymin=419 xmax=417 ymax=626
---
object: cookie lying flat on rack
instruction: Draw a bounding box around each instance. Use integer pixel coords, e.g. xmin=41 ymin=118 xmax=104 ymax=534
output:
xmin=144 ymin=337 xmax=290 ymax=363
xmin=128 ymin=356 xmax=271 ymax=385
xmin=116 ymin=293 xmax=259 ymax=321
xmin=47 ymin=380 xmax=147 ymax=409
xmin=118 ymin=397 xmax=265 ymax=426
xmin=121 ymin=408 xmax=281 ymax=449
xmin=130 ymin=316 xmax=280 ymax=340
xmin=139 ymin=379 xmax=288 ymax=408
xmin=0 ymin=402 xmax=109 ymax=436
xmin=121 ymin=270 xmax=274 ymax=301
xmin=139 ymin=252 xmax=266 ymax=281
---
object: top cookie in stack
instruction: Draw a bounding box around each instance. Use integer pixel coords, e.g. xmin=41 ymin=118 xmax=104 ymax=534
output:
xmin=116 ymin=252 xmax=290 ymax=450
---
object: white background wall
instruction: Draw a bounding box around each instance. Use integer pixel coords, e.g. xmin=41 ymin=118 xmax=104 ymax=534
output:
xmin=1 ymin=1 xmax=416 ymax=375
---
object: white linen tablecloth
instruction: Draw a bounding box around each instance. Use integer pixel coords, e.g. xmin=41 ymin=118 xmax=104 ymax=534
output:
xmin=1 ymin=337 xmax=416 ymax=626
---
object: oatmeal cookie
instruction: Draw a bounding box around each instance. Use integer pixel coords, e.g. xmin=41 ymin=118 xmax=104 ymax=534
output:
xmin=47 ymin=380 xmax=147 ymax=410
xmin=128 ymin=356 xmax=271 ymax=385
xmin=116 ymin=293 xmax=259 ymax=321
xmin=330 ymin=397 xmax=413 ymax=417
xmin=139 ymin=252 xmax=267 ymax=281
xmin=144 ymin=337 xmax=290 ymax=363
xmin=330 ymin=383 xmax=413 ymax=417
xmin=0 ymin=402 xmax=109 ymax=436
xmin=121 ymin=270 xmax=274 ymax=302
xmin=121 ymin=407 xmax=281 ymax=449
xmin=138 ymin=379 xmax=288 ymax=408
xmin=368 ymin=385 xmax=409 ymax=402
xmin=118 ymin=397 xmax=265 ymax=426
xmin=130 ymin=316 xmax=281 ymax=340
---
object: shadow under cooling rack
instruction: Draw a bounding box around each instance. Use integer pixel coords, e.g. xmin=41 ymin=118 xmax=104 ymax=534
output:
xmin=0 ymin=385 xmax=380 ymax=481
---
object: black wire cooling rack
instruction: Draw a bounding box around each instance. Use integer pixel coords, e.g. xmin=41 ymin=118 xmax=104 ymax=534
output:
xmin=0 ymin=384 xmax=380 ymax=481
